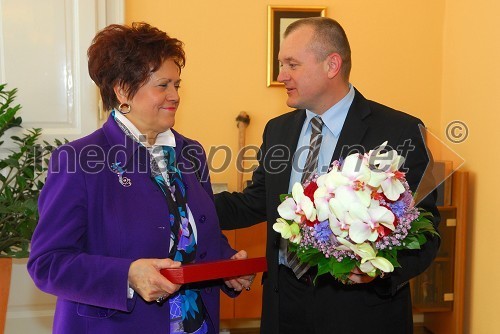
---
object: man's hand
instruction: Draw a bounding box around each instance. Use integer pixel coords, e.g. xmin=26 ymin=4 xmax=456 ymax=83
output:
xmin=348 ymin=266 xmax=377 ymax=284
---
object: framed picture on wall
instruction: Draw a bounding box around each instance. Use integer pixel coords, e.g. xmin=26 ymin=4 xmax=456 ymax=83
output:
xmin=267 ymin=5 xmax=327 ymax=87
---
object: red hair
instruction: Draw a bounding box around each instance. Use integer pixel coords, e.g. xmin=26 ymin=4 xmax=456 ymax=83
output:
xmin=87 ymin=22 xmax=185 ymax=111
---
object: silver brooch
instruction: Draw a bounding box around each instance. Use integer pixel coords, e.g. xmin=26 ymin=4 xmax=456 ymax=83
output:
xmin=110 ymin=162 xmax=132 ymax=187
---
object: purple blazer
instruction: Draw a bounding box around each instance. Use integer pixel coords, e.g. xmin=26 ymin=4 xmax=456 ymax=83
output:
xmin=28 ymin=116 xmax=236 ymax=334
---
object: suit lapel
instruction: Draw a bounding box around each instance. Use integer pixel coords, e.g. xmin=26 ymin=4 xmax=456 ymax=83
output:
xmin=275 ymin=110 xmax=306 ymax=196
xmin=332 ymin=88 xmax=371 ymax=162
xmin=284 ymin=110 xmax=306 ymax=156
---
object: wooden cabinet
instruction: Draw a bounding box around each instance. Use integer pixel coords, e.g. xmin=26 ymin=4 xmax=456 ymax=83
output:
xmin=220 ymin=224 xmax=266 ymax=323
xmin=412 ymin=171 xmax=468 ymax=334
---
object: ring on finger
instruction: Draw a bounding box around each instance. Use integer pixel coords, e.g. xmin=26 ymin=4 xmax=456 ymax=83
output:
xmin=156 ymin=294 xmax=168 ymax=304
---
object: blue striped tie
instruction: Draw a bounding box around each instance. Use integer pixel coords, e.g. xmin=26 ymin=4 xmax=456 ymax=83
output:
xmin=287 ymin=116 xmax=323 ymax=278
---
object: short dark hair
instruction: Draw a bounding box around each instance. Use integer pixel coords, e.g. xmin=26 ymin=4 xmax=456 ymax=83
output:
xmin=87 ymin=22 xmax=185 ymax=111
xmin=285 ymin=17 xmax=351 ymax=80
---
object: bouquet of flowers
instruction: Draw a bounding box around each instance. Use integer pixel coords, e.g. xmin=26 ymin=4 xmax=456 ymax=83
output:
xmin=273 ymin=142 xmax=438 ymax=282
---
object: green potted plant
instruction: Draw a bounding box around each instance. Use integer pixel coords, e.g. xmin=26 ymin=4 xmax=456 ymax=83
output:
xmin=0 ymin=83 xmax=62 ymax=331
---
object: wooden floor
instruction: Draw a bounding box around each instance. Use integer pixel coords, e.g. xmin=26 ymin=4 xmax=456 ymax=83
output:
xmin=220 ymin=329 xmax=259 ymax=334
xmin=220 ymin=319 xmax=434 ymax=334
xmin=414 ymin=325 xmax=434 ymax=334
xmin=220 ymin=319 xmax=260 ymax=334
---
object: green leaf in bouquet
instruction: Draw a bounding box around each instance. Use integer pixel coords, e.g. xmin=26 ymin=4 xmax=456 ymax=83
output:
xmin=403 ymin=236 xmax=421 ymax=249
xmin=287 ymin=242 xmax=299 ymax=253
xmin=316 ymin=262 xmax=332 ymax=279
xmin=314 ymin=257 xmax=355 ymax=283
xmin=279 ymin=193 xmax=290 ymax=202
xmin=331 ymin=257 xmax=356 ymax=275
xmin=297 ymin=247 xmax=324 ymax=266
xmin=419 ymin=224 xmax=439 ymax=237
xmin=410 ymin=220 xmax=432 ymax=231
xmin=379 ymin=248 xmax=401 ymax=268
xmin=419 ymin=210 xmax=434 ymax=218
xmin=416 ymin=233 xmax=428 ymax=245
xmin=408 ymin=211 xmax=440 ymax=241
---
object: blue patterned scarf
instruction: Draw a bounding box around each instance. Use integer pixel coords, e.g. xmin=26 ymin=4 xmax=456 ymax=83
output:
xmin=113 ymin=113 xmax=207 ymax=333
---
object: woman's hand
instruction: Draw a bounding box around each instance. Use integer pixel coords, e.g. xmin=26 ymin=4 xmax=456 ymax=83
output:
xmin=223 ymin=250 xmax=256 ymax=291
xmin=128 ymin=258 xmax=182 ymax=302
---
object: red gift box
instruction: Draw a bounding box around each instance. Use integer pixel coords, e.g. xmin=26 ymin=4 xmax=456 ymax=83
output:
xmin=160 ymin=257 xmax=267 ymax=284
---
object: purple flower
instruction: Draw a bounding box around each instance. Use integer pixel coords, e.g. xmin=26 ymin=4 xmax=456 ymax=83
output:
xmin=314 ymin=221 xmax=332 ymax=243
xmin=388 ymin=200 xmax=406 ymax=218
xmin=400 ymin=189 xmax=414 ymax=207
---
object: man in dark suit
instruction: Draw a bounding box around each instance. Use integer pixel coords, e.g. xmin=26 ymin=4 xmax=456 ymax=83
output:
xmin=215 ymin=17 xmax=440 ymax=334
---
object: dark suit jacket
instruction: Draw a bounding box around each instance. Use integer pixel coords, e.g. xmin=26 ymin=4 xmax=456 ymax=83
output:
xmin=28 ymin=116 xmax=236 ymax=334
xmin=215 ymin=88 xmax=440 ymax=334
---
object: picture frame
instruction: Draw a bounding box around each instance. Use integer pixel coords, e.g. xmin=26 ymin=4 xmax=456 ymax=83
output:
xmin=267 ymin=5 xmax=327 ymax=87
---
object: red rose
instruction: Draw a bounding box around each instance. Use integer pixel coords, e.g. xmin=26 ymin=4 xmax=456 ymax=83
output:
xmin=393 ymin=216 xmax=399 ymax=228
xmin=376 ymin=225 xmax=392 ymax=241
xmin=304 ymin=219 xmax=319 ymax=227
xmin=372 ymin=191 xmax=388 ymax=202
xmin=376 ymin=214 xmax=398 ymax=241
xmin=303 ymin=181 xmax=318 ymax=202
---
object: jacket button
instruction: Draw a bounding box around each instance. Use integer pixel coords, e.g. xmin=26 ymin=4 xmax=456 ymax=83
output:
xmin=274 ymin=285 xmax=279 ymax=293
xmin=199 ymin=251 xmax=207 ymax=259
xmin=199 ymin=215 xmax=206 ymax=223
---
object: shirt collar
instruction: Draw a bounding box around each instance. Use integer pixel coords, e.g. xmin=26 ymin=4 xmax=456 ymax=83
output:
xmin=305 ymin=84 xmax=355 ymax=137
xmin=113 ymin=110 xmax=176 ymax=148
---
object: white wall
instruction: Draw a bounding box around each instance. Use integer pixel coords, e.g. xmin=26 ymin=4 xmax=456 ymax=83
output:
xmin=5 ymin=260 xmax=55 ymax=334
xmin=2 ymin=0 xmax=123 ymax=332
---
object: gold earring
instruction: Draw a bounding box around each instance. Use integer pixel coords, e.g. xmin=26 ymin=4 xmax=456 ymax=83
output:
xmin=118 ymin=103 xmax=131 ymax=114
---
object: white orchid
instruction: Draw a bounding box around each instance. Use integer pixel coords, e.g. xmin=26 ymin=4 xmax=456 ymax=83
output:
xmin=366 ymin=141 xmax=406 ymax=201
xmin=314 ymin=153 xmax=373 ymax=222
xmin=337 ymin=238 xmax=394 ymax=276
xmin=346 ymin=200 xmax=396 ymax=243
xmin=313 ymin=185 xmax=333 ymax=222
xmin=328 ymin=213 xmax=348 ymax=238
xmin=341 ymin=153 xmax=372 ymax=183
xmin=337 ymin=154 xmax=373 ymax=207
xmin=314 ymin=168 xmax=343 ymax=221
xmin=273 ymin=218 xmax=301 ymax=244
xmin=326 ymin=184 xmax=373 ymax=236
xmin=277 ymin=182 xmax=316 ymax=223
